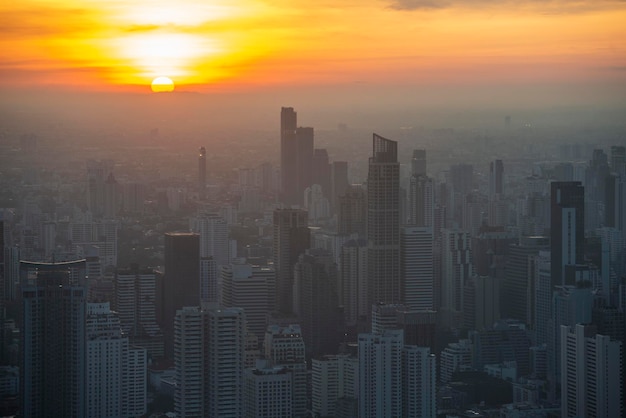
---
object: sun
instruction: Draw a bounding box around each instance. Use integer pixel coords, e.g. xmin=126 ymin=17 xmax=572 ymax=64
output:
xmin=151 ymin=76 xmax=175 ymax=92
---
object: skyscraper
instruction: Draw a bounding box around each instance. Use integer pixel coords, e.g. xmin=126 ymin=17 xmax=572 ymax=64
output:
xmin=550 ymin=181 xmax=584 ymax=286
xmin=273 ymin=208 xmax=310 ymax=313
xmin=401 ymin=226 xmax=434 ymax=311
xmin=163 ymin=232 xmax=200 ymax=358
xmin=340 ymin=238 xmax=368 ymax=329
xmin=280 ymin=107 xmax=299 ymax=205
xmin=367 ymin=134 xmax=401 ymax=310
xmin=21 ymin=260 xmax=87 ymax=417
xmin=198 ymin=146 xmax=206 ymax=198
xmin=489 ymin=159 xmax=504 ymax=198
xmin=411 ymin=149 xmax=426 ymax=177
xmin=338 ymin=185 xmax=367 ymax=237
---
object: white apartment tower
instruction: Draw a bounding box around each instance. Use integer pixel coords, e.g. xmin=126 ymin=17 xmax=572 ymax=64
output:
xmin=560 ymin=324 xmax=622 ymax=418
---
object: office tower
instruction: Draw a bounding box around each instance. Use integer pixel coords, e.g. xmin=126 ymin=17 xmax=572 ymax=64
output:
xmin=471 ymin=229 xmax=516 ymax=279
xmin=396 ymin=309 xmax=437 ymax=351
xmin=489 ymin=159 xmax=504 ymax=198
xmin=280 ymin=106 xmax=298 ymax=205
xmin=408 ymin=174 xmax=434 ymax=227
xmin=411 ymin=149 xmax=426 ymax=177
xmin=550 ymin=182 xmax=585 ymax=287
xmin=338 ymin=185 xmax=367 ymax=237
xmin=341 ymin=238 xmax=368 ymax=329
xmin=331 ymin=161 xmax=349 ymax=213
xmin=312 ymin=148 xmax=331 ymax=196
xmin=293 ymin=249 xmax=341 ymax=358
xmin=198 ymin=146 xmax=206 ymax=197
xmin=358 ymin=329 xmax=404 ymax=417
xmin=449 ymin=163 xmax=474 ymax=225
xmin=586 ymin=150 xmax=611 ymax=230
xmin=401 ymin=226 xmax=434 ymax=310
xmin=123 ymin=345 xmax=148 ymax=418
xmin=174 ymin=306 xmax=246 ymax=418
xmin=265 ymin=324 xmax=307 ymax=417
xmin=471 ymin=321 xmax=532 ymax=376
xmin=115 ymin=268 xmax=164 ymax=358
xmin=163 ymin=232 xmax=199 ymax=358
xmin=221 ymin=261 xmax=274 ymax=340
xmin=502 ymin=236 xmax=549 ymax=323
xmin=199 ymin=257 xmax=218 ymax=305
xmin=462 ymin=275 xmax=500 ymax=331
xmin=440 ymin=229 xmax=472 ymax=314
xmin=367 ymin=134 xmax=401 ymax=309
xmin=273 ymin=208 xmax=310 ymax=313
xmin=402 ymin=346 xmax=436 ymax=418
xmin=312 ymin=353 xmax=359 ymax=418
xmin=295 ymin=127 xmax=315 ymax=204
xmin=21 ymin=260 xmax=87 ymax=417
xmin=244 ymin=362 xmax=293 ymax=418
xmin=190 ymin=213 xmax=230 ymax=267
xmin=560 ymin=324 xmax=622 ymax=418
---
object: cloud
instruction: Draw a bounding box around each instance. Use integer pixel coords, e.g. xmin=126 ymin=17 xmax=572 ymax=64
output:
xmin=388 ymin=0 xmax=626 ymax=12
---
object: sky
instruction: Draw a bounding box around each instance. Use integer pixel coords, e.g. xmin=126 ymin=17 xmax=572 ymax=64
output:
xmin=1 ymin=0 xmax=626 ymax=111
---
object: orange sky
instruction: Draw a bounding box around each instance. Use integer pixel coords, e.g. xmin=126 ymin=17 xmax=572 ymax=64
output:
xmin=1 ymin=0 xmax=626 ymax=94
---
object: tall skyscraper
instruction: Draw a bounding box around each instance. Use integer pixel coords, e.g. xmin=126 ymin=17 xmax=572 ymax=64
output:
xmin=312 ymin=148 xmax=331 ymax=197
xmin=402 ymin=346 xmax=436 ymax=418
xmin=401 ymin=226 xmax=434 ymax=311
xmin=190 ymin=213 xmax=230 ymax=267
xmin=367 ymin=134 xmax=401 ymax=309
xmin=163 ymin=232 xmax=200 ymax=358
xmin=560 ymin=324 xmax=622 ymax=418
xmin=198 ymin=146 xmax=206 ymax=197
xmin=273 ymin=208 xmax=310 ymax=313
xmin=489 ymin=159 xmax=504 ymax=198
xmin=408 ymin=174 xmax=434 ymax=227
xmin=550 ymin=181 xmax=585 ymax=287
xmin=411 ymin=149 xmax=426 ymax=177
xmin=338 ymin=185 xmax=367 ymax=237
xmin=331 ymin=161 xmax=349 ymax=213
xmin=293 ymin=249 xmax=341 ymax=358
xmin=280 ymin=107 xmax=315 ymax=206
xmin=21 ymin=260 xmax=87 ymax=417
xmin=340 ymin=238 xmax=368 ymax=329
xmin=440 ymin=229 xmax=472 ymax=314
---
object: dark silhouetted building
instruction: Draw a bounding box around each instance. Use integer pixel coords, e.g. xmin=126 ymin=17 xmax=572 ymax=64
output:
xmin=367 ymin=134 xmax=401 ymax=309
xmin=550 ymin=182 xmax=584 ymax=287
xmin=198 ymin=146 xmax=206 ymax=197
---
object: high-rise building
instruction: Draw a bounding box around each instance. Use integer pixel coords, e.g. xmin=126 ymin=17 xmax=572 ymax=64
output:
xmin=115 ymin=267 xmax=164 ymax=359
xmin=401 ymin=226 xmax=434 ymax=310
xmin=264 ymin=324 xmax=308 ymax=418
xmin=221 ymin=261 xmax=274 ymax=340
xmin=293 ymin=249 xmax=341 ymax=358
xmin=550 ymin=181 xmax=585 ymax=287
xmin=408 ymin=174 xmax=434 ymax=227
xmin=338 ymin=185 xmax=367 ymax=237
xmin=340 ymin=238 xmax=368 ymax=329
xmin=489 ymin=159 xmax=504 ymax=198
xmin=163 ymin=232 xmax=200 ymax=358
xmin=440 ymin=229 xmax=472 ymax=314
xmin=273 ymin=209 xmax=310 ymax=313
xmin=411 ymin=149 xmax=426 ymax=177
xmin=367 ymin=134 xmax=401 ymax=310
xmin=174 ymin=306 xmax=246 ymax=418
xmin=280 ymin=107 xmax=299 ymax=205
xmin=358 ymin=329 xmax=404 ymax=418
xmin=244 ymin=361 xmax=292 ymax=418
xmin=312 ymin=148 xmax=331 ymax=196
xmin=462 ymin=275 xmax=500 ymax=331
xmin=331 ymin=161 xmax=349 ymax=213
xmin=21 ymin=260 xmax=87 ymax=417
xmin=560 ymin=324 xmax=622 ymax=418
xmin=190 ymin=213 xmax=230 ymax=267
xmin=199 ymin=146 xmax=206 ymax=197
xmin=611 ymin=145 xmax=626 ymax=174
xmin=502 ymin=236 xmax=549 ymax=323
xmin=312 ymin=353 xmax=359 ymax=418
xmin=86 ymin=302 xmax=147 ymax=418
xmin=402 ymin=346 xmax=436 ymax=418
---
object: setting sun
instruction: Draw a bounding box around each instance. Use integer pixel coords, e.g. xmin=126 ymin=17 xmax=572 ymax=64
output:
xmin=151 ymin=76 xmax=175 ymax=92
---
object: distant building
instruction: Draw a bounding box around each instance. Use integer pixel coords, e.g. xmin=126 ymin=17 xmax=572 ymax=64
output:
xmin=243 ymin=361 xmax=292 ymax=418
